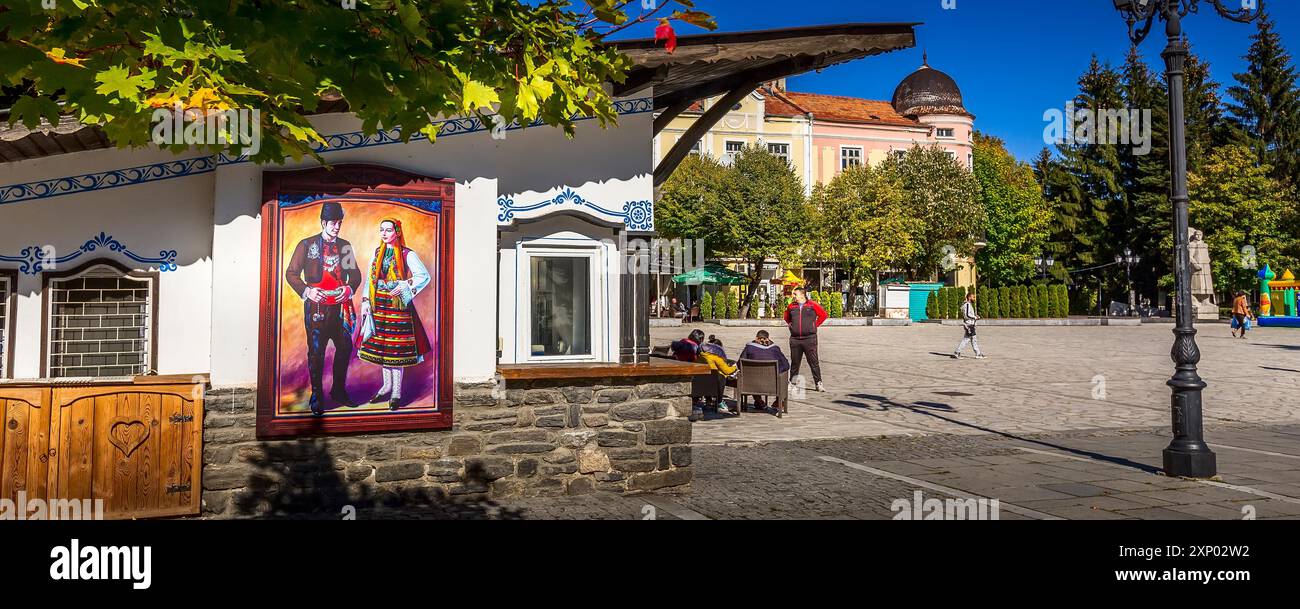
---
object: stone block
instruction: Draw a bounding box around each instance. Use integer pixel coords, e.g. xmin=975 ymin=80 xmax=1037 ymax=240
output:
xmin=644 ymin=419 xmax=692 ymax=445
xmin=486 ymin=429 xmax=552 ymax=445
xmin=594 ymin=472 xmax=625 ymax=482
xmin=609 ymin=400 xmax=670 ymax=422
xmin=559 ymin=430 xmax=597 ymax=448
xmin=596 ymin=388 xmax=633 ymax=403
xmin=427 ymin=459 xmax=463 ymax=482
xmin=636 ymin=382 xmax=690 ymax=399
xmin=535 ymin=415 xmax=567 ymax=428
xmin=517 ymin=459 xmax=538 ymax=478
xmin=582 ymin=414 xmax=609 ymax=428
xmin=560 ymin=386 xmax=595 ymax=403
xmin=445 ymin=435 xmax=482 ymax=456
xmin=596 ymin=430 xmax=639 ymax=448
xmin=375 ymin=461 xmax=426 ymax=483
xmin=400 ymin=445 xmax=443 ymax=460
xmin=540 ymin=462 xmax=579 ymax=476
xmin=525 ymin=389 xmax=566 ymax=405
xmin=567 ymin=404 xmax=582 ymax=428
xmin=345 ymin=465 xmax=374 ymax=482
xmin=365 ymin=443 xmax=400 ymax=461
xmin=577 ymin=450 xmax=612 ymax=474
xmin=628 ymin=468 xmax=693 ymax=491
xmin=464 ymin=456 xmax=515 ymax=481
xmin=487 ymin=443 xmax=556 ymax=455
xmin=670 ymin=446 xmax=692 ymax=468
xmin=202 ymin=467 xmax=250 ymax=491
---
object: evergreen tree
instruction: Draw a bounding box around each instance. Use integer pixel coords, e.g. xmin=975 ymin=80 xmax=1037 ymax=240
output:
xmin=1228 ymin=10 xmax=1300 ymax=187
xmin=999 ymin=287 xmax=1011 ymax=319
xmin=926 ymin=290 xmax=938 ymax=320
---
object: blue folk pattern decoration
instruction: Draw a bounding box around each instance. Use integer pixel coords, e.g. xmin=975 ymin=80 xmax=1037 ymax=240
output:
xmin=278 ymin=194 xmax=442 ymax=214
xmin=497 ymin=188 xmax=654 ymax=231
xmin=0 ymin=98 xmax=654 ymax=207
xmin=0 ymin=232 xmax=178 ymax=275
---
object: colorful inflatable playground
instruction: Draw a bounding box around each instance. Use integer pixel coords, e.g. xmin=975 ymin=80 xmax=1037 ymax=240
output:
xmin=1257 ymin=264 xmax=1300 ymax=328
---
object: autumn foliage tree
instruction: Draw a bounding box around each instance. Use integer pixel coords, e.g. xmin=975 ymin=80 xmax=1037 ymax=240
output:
xmin=0 ymin=0 xmax=714 ymax=162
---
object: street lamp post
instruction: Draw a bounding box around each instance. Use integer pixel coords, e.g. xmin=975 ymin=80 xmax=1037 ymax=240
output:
xmin=1115 ymin=248 xmax=1141 ymax=317
xmin=1033 ymin=254 xmax=1056 ymax=280
xmin=1111 ymin=0 xmax=1262 ymax=478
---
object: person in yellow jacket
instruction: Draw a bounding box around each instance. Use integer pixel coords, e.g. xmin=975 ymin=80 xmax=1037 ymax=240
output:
xmin=700 ymin=335 xmax=737 ymax=376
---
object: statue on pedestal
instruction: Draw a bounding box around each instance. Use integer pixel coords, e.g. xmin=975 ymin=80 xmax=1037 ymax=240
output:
xmin=1188 ymin=228 xmax=1218 ymax=320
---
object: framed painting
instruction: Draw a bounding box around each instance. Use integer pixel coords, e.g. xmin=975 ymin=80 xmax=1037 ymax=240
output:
xmin=256 ymin=165 xmax=455 ymax=438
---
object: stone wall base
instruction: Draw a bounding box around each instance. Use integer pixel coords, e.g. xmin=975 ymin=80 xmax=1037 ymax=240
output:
xmin=201 ymin=376 xmax=694 ymax=518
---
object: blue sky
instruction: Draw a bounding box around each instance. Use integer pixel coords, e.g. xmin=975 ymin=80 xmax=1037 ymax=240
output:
xmin=611 ymin=0 xmax=1300 ymax=161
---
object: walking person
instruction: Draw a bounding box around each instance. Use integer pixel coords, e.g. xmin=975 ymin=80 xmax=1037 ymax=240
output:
xmin=1231 ymin=290 xmax=1254 ymax=339
xmin=784 ymin=287 xmax=828 ymax=392
xmin=954 ymin=291 xmax=986 ymax=359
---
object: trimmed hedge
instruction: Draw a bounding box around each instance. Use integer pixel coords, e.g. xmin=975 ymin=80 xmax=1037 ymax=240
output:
xmin=700 ymin=291 xmax=714 ymax=320
xmin=927 ymin=290 xmax=938 ymax=319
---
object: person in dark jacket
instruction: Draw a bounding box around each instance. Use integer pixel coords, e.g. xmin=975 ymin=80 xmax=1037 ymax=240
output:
xmin=783 ymin=287 xmax=828 ymax=392
xmin=670 ymin=329 xmax=705 ymax=362
xmin=738 ymin=330 xmax=791 ymax=413
xmin=739 ymin=330 xmax=790 ymax=372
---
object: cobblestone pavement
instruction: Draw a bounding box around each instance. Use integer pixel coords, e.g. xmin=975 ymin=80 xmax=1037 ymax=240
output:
xmin=348 ymin=326 xmax=1300 ymax=520
xmin=653 ymin=324 xmax=1300 ymax=444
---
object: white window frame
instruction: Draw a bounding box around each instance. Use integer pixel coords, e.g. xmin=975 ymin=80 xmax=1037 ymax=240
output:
xmin=43 ymin=262 xmax=155 ymax=380
xmin=767 ymin=141 xmax=791 ymax=164
xmin=936 ymin=127 xmax=956 ymax=139
xmin=516 ymin=241 xmax=609 ymax=364
xmin=840 ymin=146 xmax=864 ymax=170
xmin=687 ymin=139 xmax=702 ymax=155
xmin=722 ymin=140 xmax=746 ymax=166
xmin=0 ymin=272 xmax=13 ymax=379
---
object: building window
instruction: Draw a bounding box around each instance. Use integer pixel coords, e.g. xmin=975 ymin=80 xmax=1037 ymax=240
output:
xmin=936 ymin=128 xmax=955 ymax=139
xmin=890 ymin=149 xmax=907 ymax=162
xmin=841 ymin=147 xmax=863 ymax=170
xmin=0 ymin=272 xmax=11 ymax=378
xmin=529 ymin=256 xmax=593 ymax=358
xmin=947 ymin=151 xmax=958 ymax=161
xmin=45 ymin=263 xmax=154 ymax=378
xmin=767 ymin=142 xmax=790 ymax=163
xmin=687 ymin=139 xmax=701 ymax=155
xmin=722 ymin=140 xmax=745 ymax=165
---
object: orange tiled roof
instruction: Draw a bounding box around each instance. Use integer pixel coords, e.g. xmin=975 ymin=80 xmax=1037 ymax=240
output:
xmin=678 ymin=87 xmax=923 ymax=129
xmin=766 ymin=89 xmax=921 ymax=128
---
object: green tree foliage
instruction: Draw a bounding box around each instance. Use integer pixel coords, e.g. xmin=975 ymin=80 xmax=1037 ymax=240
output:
xmin=1188 ymin=144 xmax=1297 ymax=294
xmin=724 ymin=289 xmax=739 ymax=320
xmin=719 ymin=146 xmax=810 ymax=317
xmin=973 ymin=133 xmax=1053 ymax=286
xmin=887 ymin=145 xmax=986 ymax=279
xmin=1038 ymin=285 xmax=1051 ymax=318
xmin=985 ymin=286 xmax=1000 ymax=318
xmin=999 ymin=287 xmax=1011 ymax=319
xmin=1058 ymin=285 xmax=1071 ymax=318
xmin=926 ymin=290 xmax=938 ymax=320
xmin=655 ymin=154 xmax=730 ymax=254
xmin=936 ymin=288 xmax=949 ymax=320
xmin=811 ymin=164 xmax=921 ymax=286
xmin=948 ymin=287 xmax=962 ymax=320
xmin=0 ymin=1 xmax=714 ymax=163
xmin=1228 ymin=10 xmax=1300 ymax=187
xmin=1027 ymin=285 xmax=1040 ymax=318
xmin=699 ymin=291 xmax=714 ymax=320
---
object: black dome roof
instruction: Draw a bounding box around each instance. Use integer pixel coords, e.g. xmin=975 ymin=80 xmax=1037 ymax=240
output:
xmin=891 ymin=56 xmax=968 ymax=117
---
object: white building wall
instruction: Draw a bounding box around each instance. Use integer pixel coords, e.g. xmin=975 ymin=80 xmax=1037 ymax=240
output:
xmin=0 ymin=147 xmax=215 ymax=379
xmin=0 ymin=97 xmax=653 ymax=386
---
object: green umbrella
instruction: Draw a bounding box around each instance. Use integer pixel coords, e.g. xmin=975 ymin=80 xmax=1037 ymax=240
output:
xmin=672 ymin=264 xmax=749 ymax=286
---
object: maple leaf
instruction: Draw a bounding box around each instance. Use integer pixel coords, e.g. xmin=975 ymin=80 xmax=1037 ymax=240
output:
xmin=655 ymin=19 xmax=678 ymax=54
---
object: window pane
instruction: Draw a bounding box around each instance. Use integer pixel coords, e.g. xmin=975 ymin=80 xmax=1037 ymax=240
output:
xmin=530 ymin=257 xmax=591 ymax=357
xmin=48 ymin=267 xmax=150 ymax=378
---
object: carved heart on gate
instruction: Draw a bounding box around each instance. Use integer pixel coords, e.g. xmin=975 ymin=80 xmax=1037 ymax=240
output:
xmin=109 ymin=418 xmax=150 ymax=458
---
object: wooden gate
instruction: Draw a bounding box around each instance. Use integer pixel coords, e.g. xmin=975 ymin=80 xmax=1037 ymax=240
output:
xmin=0 ymin=376 xmax=203 ymax=519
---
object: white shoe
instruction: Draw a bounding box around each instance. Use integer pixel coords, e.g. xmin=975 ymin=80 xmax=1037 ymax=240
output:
xmin=717 ymin=405 xmax=733 ymax=415
xmin=953 ymin=352 xmax=963 ymax=360
xmin=975 ymin=354 xmax=987 ymax=360
xmin=815 ymin=381 xmax=827 ymax=392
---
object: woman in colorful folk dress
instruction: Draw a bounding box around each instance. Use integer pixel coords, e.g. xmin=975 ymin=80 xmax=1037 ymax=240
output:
xmin=357 ymin=218 xmax=432 ymax=410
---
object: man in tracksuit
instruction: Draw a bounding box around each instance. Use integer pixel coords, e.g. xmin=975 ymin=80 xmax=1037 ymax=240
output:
xmin=784 ymin=287 xmax=829 ymax=392
xmin=954 ymin=292 xmax=987 ymax=359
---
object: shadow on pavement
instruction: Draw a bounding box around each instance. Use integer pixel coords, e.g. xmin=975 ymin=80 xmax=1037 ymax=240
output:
xmin=837 ymin=393 xmax=1163 ymax=475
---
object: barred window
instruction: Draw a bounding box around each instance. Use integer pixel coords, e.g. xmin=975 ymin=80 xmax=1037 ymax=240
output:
xmin=46 ymin=264 xmax=153 ymax=378
xmin=767 ymin=142 xmax=790 ymax=163
xmin=841 ymin=147 xmax=863 ymax=170
xmin=0 ymin=273 xmax=11 ymax=378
